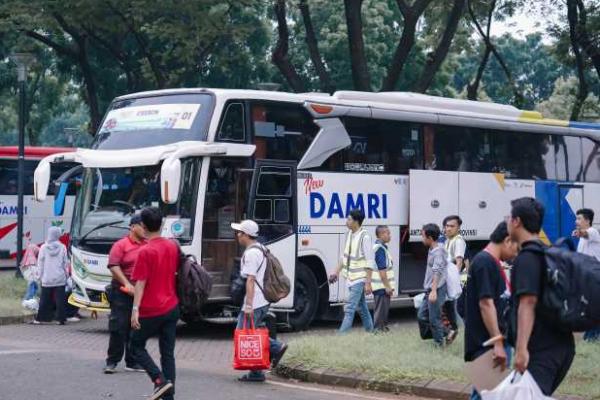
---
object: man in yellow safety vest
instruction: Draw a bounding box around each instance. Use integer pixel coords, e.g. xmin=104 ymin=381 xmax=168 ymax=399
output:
xmin=372 ymin=225 xmax=395 ymax=332
xmin=329 ymin=209 xmax=375 ymax=333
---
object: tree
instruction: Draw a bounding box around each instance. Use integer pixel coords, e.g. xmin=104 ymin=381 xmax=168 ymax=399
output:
xmin=537 ymin=76 xmax=600 ymax=121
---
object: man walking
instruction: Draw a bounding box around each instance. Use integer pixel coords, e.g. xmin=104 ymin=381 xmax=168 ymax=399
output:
xmin=417 ymin=223 xmax=449 ymax=347
xmin=329 ymin=209 xmax=374 ymax=333
xmin=443 ymin=215 xmax=466 ymax=342
xmin=507 ymin=197 xmax=575 ymax=396
xmin=464 ymin=222 xmax=518 ymax=400
xmin=104 ymin=214 xmax=146 ymax=374
xmin=130 ymin=207 xmax=180 ymax=400
xmin=573 ymin=208 xmax=600 ymax=341
xmin=372 ymin=225 xmax=395 ymax=332
xmin=232 ymin=219 xmax=287 ymax=382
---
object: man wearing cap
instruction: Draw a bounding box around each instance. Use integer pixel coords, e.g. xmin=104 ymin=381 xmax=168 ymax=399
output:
xmin=232 ymin=219 xmax=288 ymax=382
xmin=104 ymin=214 xmax=146 ymax=374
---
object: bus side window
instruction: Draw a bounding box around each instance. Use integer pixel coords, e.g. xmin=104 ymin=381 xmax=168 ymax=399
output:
xmin=217 ymin=102 xmax=245 ymax=142
xmin=581 ymin=137 xmax=600 ymax=182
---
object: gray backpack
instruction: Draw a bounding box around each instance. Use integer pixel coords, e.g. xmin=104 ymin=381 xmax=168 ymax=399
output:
xmin=250 ymin=245 xmax=291 ymax=303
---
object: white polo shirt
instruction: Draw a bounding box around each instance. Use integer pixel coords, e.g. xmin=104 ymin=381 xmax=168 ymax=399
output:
xmin=577 ymin=227 xmax=600 ymax=261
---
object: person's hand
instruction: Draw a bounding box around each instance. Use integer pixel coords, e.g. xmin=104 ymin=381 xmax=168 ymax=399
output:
xmin=493 ymin=341 xmax=508 ymax=371
xmin=243 ymin=304 xmax=253 ymax=315
xmin=365 ymin=282 xmax=373 ymax=295
xmin=514 ymin=348 xmax=529 ymax=373
xmin=328 ymin=273 xmax=338 ymax=284
xmin=572 ymin=229 xmax=581 ymax=238
xmin=124 ymin=283 xmax=135 ymax=296
xmin=131 ymin=309 xmax=141 ymax=330
xmin=385 ymin=287 xmax=394 ymax=296
xmin=428 ymin=290 xmax=437 ymax=304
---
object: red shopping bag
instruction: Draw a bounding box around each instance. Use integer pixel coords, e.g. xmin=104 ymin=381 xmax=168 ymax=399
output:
xmin=233 ymin=313 xmax=270 ymax=370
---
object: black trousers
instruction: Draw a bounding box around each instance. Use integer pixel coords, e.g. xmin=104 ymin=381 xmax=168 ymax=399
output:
xmin=131 ymin=306 xmax=180 ymax=399
xmin=528 ymin=344 xmax=575 ymax=396
xmin=373 ymin=292 xmax=391 ymax=331
xmin=106 ymin=289 xmax=136 ymax=366
xmin=37 ymin=285 xmax=66 ymax=323
xmin=443 ymin=299 xmax=459 ymax=331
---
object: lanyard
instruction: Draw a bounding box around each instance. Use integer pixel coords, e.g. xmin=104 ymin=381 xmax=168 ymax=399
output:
xmin=483 ymin=248 xmax=512 ymax=293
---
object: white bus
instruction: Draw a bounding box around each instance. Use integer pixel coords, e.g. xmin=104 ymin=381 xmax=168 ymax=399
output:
xmin=0 ymin=146 xmax=76 ymax=266
xmin=33 ymin=89 xmax=600 ymax=329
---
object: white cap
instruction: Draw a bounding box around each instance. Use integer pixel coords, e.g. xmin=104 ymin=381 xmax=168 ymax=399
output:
xmin=231 ymin=220 xmax=259 ymax=237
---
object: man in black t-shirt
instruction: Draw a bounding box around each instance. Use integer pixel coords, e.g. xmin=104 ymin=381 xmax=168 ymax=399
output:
xmin=464 ymin=222 xmax=518 ymax=400
xmin=507 ymin=197 xmax=575 ymax=396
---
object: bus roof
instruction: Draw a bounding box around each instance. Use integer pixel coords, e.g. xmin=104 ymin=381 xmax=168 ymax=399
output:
xmin=0 ymin=146 xmax=75 ymax=160
xmin=113 ymin=88 xmax=600 ymax=133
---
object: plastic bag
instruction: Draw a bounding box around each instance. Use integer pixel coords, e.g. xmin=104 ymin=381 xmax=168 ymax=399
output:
xmin=446 ymin=262 xmax=463 ymax=300
xmin=233 ymin=313 xmax=270 ymax=371
xmin=413 ymin=293 xmax=425 ymax=309
xmin=481 ymin=371 xmax=554 ymax=400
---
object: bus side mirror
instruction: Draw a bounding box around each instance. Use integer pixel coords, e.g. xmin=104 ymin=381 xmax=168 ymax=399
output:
xmin=161 ymin=158 xmax=181 ymax=204
xmin=34 ymin=160 xmax=51 ymax=202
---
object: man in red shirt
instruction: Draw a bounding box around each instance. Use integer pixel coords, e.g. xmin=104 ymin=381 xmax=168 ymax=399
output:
xmin=130 ymin=207 xmax=180 ymax=400
xmin=104 ymin=214 xmax=146 ymax=374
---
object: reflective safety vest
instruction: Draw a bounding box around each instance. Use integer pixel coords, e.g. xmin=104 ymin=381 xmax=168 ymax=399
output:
xmin=371 ymin=242 xmax=395 ymax=292
xmin=342 ymin=229 xmax=368 ymax=284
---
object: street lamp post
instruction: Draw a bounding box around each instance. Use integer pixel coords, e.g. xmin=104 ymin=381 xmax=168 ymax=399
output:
xmin=10 ymin=53 xmax=35 ymax=277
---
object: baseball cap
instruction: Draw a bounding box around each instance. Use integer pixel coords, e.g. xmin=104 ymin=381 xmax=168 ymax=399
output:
xmin=129 ymin=214 xmax=143 ymax=226
xmin=231 ymin=220 xmax=259 ymax=237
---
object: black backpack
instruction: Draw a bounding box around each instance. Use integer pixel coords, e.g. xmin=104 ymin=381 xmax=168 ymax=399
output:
xmin=522 ymin=242 xmax=600 ymax=332
xmin=177 ymin=252 xmax=213 ymax=318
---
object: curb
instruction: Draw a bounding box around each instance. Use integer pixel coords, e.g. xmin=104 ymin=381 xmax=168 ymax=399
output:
xmin=0 ymin=313 xmax=35 ymax=326
xmin=275 ymin=362 xmax=585 ymax=400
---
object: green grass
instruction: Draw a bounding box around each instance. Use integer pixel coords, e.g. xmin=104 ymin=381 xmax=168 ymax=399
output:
xmin=284 ymin=327 xmax=600 ymax=399
xmin=0 ymin=273 xmax=31 ymax=317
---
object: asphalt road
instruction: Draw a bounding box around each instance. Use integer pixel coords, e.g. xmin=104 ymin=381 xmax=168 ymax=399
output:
xmin=0 ymin=310 xmax=432 ymax=400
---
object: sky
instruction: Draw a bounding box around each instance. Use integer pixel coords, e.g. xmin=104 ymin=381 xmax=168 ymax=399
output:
xmin=490 ymin=7 xmax=560 ymax=43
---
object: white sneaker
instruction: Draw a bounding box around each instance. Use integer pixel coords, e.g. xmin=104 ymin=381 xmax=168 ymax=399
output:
xmin=66 ymin=317 xmax=81 ymax=322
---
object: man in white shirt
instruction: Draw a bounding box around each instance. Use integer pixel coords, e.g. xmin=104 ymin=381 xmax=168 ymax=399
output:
xmin=232 ymin=220 xmax=287 ymax=382
xmin=574 ymin=208 xmax=600 ymax=261
xmin=329 ymin=209 xmax=375 ymax=333
xmin=573 ymin=209 xmax=600 ymax=342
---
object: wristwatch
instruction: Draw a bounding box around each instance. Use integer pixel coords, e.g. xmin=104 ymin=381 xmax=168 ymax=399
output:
xmin=132 ymin=306 xmax=139 ymax=312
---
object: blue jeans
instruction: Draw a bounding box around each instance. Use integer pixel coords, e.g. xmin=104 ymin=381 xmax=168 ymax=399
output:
xmin=339 ymin=282 xmax=374 ymax=334
xmin=23 ymin=281 xmax=38 ymax=300
xmin=470 ymin=345 xmax=513 ymax=400
xmin=584 ymin=327 xmax=600 ymax=342
xmin=417 ymin=285 xmax=447 ymax=345
xmin=236 ymin=305 xmax=283 ymax=379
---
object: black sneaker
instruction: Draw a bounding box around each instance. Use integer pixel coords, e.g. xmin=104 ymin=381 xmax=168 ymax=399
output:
xmin=103 ymin=363 xmax=117 ymax=374
xmin=150 ymin=379 xmax=174 ymax=400
xmin=125 ymin=364 xmax=145 ymax=372
xmin=271 ymin=343 xmax=288 ymax=369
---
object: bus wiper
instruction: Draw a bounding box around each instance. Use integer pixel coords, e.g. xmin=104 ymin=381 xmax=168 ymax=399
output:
xmin=77 ymin=220 xmax=128 ymax=243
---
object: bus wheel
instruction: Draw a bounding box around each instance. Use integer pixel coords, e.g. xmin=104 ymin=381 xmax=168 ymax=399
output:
xmin=288 ymin=262 xmax=318 ymax=331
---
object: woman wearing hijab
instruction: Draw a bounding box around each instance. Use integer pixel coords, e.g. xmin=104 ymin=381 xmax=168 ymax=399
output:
xmin=33 ymin=226 xmax=69 ymax=325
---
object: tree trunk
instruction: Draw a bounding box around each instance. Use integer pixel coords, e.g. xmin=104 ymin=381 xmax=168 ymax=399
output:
xmin=344 ymin=0 xmax=372 ymax=91
xmin=381 ymin=0 xmax=432 ymax=91
xmin=568 ymin=0 xmax=588 ymax=121
xmin=414 ymin=0 xmax=465 ymax=93
xmin=467 ymin=46 xmax=491 ymax=100
xmin=299 ymin=0 xmax=335 ymax=93
xmin=272 ymin=0 xmax=306 ymax=92
xmin=575 ymin=0 xmax=600 ymax=81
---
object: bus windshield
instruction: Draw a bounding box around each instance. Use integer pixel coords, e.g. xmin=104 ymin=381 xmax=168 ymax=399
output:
xmin=92 ymin=93 xmax=214 ymax=150
xmin=72 ymin=161 xmax=200 ymax=248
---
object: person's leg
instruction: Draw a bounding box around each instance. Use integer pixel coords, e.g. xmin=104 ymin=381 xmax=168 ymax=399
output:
xmin=470 ymin=388 xmax=482 ymax=400
xmin=528 ymin=346 xmax=575 ymax=396
xmin=382 ymin=294 xmax=391 ymax=330
xmin=429 ymin=285 xmax=447 ymax=346
xmin=550 ymin=346 xmax=575 ymax=395
xmin=131 ymin=315 xmax=163 ymax=382
xmin=158 ymin=307 xmax=179 ymax=399
xmin=373 ymin=293 xmax=384 ymax=331
xmin=444 ymin=299 xmax=459 ymax=331
xmin=23 ymin=281 xmax=36 ymax=301
xmin=356 ymin=288 xmax=374 ymax=332
xmin=417 ymin=296 xmax=432 ymax=340
xmin=338 ymin=283 xmax=364 ymax=333
xmin=54 ymin=286 xmax=66 ymax=323
xmin=36 ymin=286 xmax=53 ymax=322
xmin=106 ymin=292 xmax=129 ymax=366
xmin=584 ymin=327 xmax=600 ymax=341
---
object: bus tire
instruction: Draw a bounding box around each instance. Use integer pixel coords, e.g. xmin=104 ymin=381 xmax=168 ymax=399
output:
xmin=288 ymin=262 xmax=318 ymax=331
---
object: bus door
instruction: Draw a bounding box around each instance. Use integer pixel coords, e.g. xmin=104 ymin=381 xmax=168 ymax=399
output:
xmin=248 ymin=160 xmax=297 ymax=309
xmin=559 ymin=185 xmax=583 ymax=241
xmin=407 ymin=169 xmax=459 ymax=291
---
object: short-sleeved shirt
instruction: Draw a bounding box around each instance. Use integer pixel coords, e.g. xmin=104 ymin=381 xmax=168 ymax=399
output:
xmin=108 ymin=236 xmax=146 ymax=287
xmin=445 ymin=235 xmax=467 ymax=263
xmin=464 ymin=251 xmax=506 ymax=361
xmin=511 ymin=241 xmax=574 ymax=353
xmin=241 ymin=244 xmax=269 ymax=310
xmin=373 ymin=240 xmax=389 ymax=296
xmin=131 ymin=237 xmax=179 ymax=318
xmin=577 ymin=227 xmax=600 ymax=261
